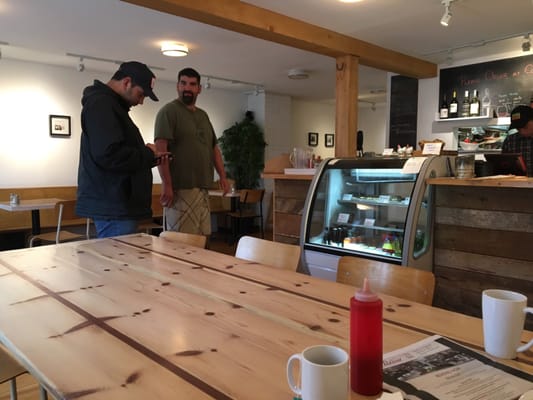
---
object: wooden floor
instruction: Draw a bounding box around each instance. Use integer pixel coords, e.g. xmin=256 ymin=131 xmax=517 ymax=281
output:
xmin=0 ymin=374 xmax=41 ymax=400
xmin=0 ymin=228 xmax=273 ymax=400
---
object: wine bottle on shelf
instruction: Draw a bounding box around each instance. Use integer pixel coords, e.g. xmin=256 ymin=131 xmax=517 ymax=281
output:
xmin=469 ymin=89 xmax=480 ymax=116
xmin=461 ymin=90 xmax=470 ymax=117
xmin=439 ymin=94 xmax=449 ymax=119
xmin=449 ymin=90 xmax=459 ymax=118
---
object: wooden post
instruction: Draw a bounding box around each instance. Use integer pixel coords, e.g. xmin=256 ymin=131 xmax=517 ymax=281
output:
xmin=335 ymin=55 xmax=359 ymax=158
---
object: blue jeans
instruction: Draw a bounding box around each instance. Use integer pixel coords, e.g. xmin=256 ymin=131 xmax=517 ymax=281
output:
xmin=94 ymin=219 xmax=138 ymax=238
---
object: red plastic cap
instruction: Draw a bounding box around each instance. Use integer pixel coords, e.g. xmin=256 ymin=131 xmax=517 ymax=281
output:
xmin=355 ymin=278 xmax=379 ymax=302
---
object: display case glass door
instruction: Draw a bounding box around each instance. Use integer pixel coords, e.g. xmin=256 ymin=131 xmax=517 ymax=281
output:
xmin=306 ymin=165 xmax=417 ymax=263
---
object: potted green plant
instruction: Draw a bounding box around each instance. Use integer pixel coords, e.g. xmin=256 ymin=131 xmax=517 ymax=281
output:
xmin=218 ymin=111 xmax=267 ymax=189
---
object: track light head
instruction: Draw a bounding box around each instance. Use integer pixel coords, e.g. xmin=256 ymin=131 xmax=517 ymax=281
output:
xmin=77 ymin=57 xmax=85 ymax=72
xmin=440 ymin=0 xmax=454 ymax=27
xmin=440 ymin=10 xmax=451 ymax=26
xmin=204 ymin=77 xmax=211 ymax=89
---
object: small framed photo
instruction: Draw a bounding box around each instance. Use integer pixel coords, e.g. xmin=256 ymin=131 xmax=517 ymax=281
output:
xmin=325 ymin=133 xmax=335 ymax=148
xmin=308 ymin=132 xmax=318 ymax=147
xmin=49 ymin=115 xmax=71 ymax=137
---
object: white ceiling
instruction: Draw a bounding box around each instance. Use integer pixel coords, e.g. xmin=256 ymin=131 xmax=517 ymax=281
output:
xmin=0 ymin=0 xmax=531 ymax=103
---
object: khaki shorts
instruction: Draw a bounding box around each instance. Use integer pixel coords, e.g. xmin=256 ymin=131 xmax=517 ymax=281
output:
xmin=164 ymin=188 xmax=211 ymax=235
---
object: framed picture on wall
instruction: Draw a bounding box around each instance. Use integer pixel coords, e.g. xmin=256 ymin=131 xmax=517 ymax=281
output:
xmin=325 ymin=133 xmax=335 ymax=147
xmin=308 ymin=132 xmax=318 ymax=147
xmin=49 ymin=115 xmax=71 ymax=137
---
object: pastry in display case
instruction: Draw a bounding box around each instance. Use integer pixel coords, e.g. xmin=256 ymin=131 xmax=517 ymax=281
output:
xmin=300 ymin=156 xmax=452 ymax=281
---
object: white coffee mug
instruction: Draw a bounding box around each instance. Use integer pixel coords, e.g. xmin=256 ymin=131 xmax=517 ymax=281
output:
xmin=482 ymin=289 xmax=533 ymax=359
xmin=286 ymin=344 xmax=349 ymax=400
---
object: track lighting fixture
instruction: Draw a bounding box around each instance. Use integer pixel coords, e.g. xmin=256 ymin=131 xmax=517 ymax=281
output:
xmin=200 ymin=74 xmax=264 ymax=94
xmin=440 ymin=0 xmax=454 ymax=27
xmin=522 ymin=34 xmax=531 ymax=52
xmin=77 ymin=57 xmax=85 ymax=72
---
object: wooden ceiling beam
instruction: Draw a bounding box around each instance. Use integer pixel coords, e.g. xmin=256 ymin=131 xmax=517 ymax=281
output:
xmin=122 ymin=0 xmax=437 ymax=79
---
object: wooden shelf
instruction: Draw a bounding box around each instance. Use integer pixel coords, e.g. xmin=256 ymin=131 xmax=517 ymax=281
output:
xmin=427 ymin=176 xmax=533 ymax=188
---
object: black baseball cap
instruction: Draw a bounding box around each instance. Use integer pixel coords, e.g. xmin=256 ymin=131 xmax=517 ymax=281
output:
xmin=118 ymin=61 xmax=158 ymax=101
xmin=509 ymin=105 xmax=533 ymax=130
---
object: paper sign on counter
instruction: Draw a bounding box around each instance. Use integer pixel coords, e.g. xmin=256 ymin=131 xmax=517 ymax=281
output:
xmin=422 ymin=142 xmax=443 ymax=155
xmin=401 ymin=157 xmax=426 ymax=174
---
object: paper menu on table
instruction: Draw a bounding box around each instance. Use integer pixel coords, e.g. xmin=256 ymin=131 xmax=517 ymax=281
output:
xmin=383 ymin=336 xmax=533 ymax=400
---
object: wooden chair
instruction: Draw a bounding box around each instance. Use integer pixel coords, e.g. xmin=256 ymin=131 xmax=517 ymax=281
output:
xmin=226 ymin=189 xmax=265 ymax=243
xmin=29 ymin=200 xmax=90 ymax=247
xmin=235 ymin=235 xmax=301 ymax=271
xmin=138 ymin=194 xmax=164 ymax=234
xmin=336 ymin=256 xmax=435 ymax=305
xmin=159 ymin=230 xmax=207 ymax=249
xmin=0 ymin=345 xmax=27 ymax=400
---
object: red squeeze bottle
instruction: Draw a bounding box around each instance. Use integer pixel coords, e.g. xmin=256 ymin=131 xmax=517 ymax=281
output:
xmin=350 ymin=278 xmax=383 ymax=395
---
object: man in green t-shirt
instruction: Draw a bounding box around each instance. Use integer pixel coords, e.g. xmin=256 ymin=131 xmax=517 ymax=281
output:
xmin=154 ymin=68 xmax=229 ymax=236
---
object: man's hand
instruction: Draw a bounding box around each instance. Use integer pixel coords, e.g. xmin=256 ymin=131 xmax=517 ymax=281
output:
xmin=219 ymin=177 xmax=231 ymax=195
xmin=160 ymin=184 xmax=174 ymax=208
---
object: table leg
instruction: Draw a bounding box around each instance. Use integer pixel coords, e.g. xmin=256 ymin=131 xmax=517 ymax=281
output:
xmin=230 ymin=197 xmax=238 ymax=212
xmin=31 ymin=210 xmax=41 ymax=235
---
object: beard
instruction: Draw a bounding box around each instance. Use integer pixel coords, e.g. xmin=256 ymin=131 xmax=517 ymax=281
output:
xmin=181 ymin=91 xmax=194 ymax=105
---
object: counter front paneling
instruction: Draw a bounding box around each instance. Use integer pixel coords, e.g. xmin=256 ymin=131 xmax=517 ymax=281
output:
xmin=428 ymin=177 xmax=533 ymax=330
xmin=262 ymin=173 xmax=314 ymax=245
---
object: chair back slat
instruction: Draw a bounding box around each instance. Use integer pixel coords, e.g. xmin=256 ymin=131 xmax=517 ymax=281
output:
xmin=239 ymin=189 xmax=264 ymax=205
xmin=159 ymin=230 xmax=207 ymax=248
xmin=235 ymin=235 xmax=300 ymax=271
xmin=336 ymin=256 xmax=435 ymax=305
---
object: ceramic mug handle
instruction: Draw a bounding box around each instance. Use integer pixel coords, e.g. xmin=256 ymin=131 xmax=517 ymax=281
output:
xmin=286 ymin=353 xmax=302 ymax=396
xmin=517 ymin=307 xmax=533 ymax=353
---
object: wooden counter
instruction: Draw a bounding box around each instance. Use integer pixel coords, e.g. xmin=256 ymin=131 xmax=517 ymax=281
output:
xmin=427 ymin=176 xmax=533 ymax=330
xmin=262 ymin=173 xmax=314 ymax=245
xmin=427 ymin=176 xmax=533 ymax=188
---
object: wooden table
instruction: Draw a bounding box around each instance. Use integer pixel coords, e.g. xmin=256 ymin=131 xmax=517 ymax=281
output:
xmin=208 ymin=189 xmax=240 ymax=212
xmin=0 ymin=198 xmax=63 ymax=235
xmin=0 ymin=233 xmax=531 ymax=400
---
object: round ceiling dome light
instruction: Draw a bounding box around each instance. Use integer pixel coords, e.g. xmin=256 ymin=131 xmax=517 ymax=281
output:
xmin=288 ymin=68 xmax=309 ymax=80
xmin=161 ymin=42 xmax=188 ymax=57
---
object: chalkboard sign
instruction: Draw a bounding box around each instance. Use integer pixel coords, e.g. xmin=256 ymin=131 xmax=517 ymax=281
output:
xmin=389 ymin=75 xmax=418 ymax=149
xmin=439 ymin=54 xmax=533 ymax=118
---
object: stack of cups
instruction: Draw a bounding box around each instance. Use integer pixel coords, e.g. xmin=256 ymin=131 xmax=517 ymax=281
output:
xmin=455 ymin=155 xmax=475 ymax=179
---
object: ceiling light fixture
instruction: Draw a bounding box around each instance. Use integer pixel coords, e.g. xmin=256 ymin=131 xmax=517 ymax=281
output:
xmin=288 ymin=68 xmax=309 ymax=80
xmin=77 ymin=57 xmax=85 ymax=72
xmin=440 ymin=0 xmax=454 ymax=27
xmin=161 ymin=42 xmax=188 ymax=57
xmin=205 ymin=77 xmax=211 ymax=89
xmin=522 ymin=34 xmax=531 ymax=52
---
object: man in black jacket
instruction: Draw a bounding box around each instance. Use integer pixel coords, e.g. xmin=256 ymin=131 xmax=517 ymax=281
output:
xmin=76 ymin=61 xmax=170 ymax=238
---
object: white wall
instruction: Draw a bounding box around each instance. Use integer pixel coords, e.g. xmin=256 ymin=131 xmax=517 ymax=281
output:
xmin=291 ymin=100 xmax=387 ymax=157
xmin=0 ymin=59 xmax=246 ymax=188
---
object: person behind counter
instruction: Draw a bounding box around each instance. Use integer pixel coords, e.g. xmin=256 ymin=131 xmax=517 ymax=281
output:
xmin=501 ymin=105 xmax=533 ymax=176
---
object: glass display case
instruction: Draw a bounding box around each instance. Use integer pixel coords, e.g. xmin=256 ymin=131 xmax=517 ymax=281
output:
xmin=300 ymin=156 xmax=452 ymax=281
